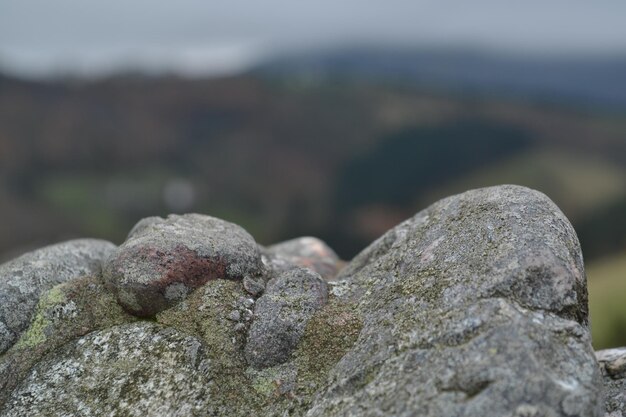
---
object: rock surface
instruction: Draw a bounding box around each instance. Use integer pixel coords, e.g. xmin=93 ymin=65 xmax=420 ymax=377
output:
xmin=0 ymin=275 xmax=135 ymax=407
xmin=304 ymin=185 xmax=601 ymax=416
xmin=308 ymin=186 xmax=601 ymax=417
xmin=103 ymin=214 xmax=264 ymax=317
xmin=0 ymin=239 xmax=115 ymax=354
xmin=0 ymin=185 xmax=611 ymax=416
xmin=155 ymin=279 xmax=264 ymax=415
xmin=264 ymin=237 xmax=342 ymax=280
xmin=597 ymin=348 xmax=626 ymax=416
xmin=1 ymin=322 xmax=213 ymax=417
xmin=245 ymin=267 xmax=328 ymax=369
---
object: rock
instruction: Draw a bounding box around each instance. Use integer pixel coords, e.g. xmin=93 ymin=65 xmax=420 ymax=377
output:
xmin=264 ymin=237 xmax=342 ymax=280
xmin=0 ymin=239 xmax=116 ymax=354
xmin=0 ymin=322 xmax=214 ymax=417
xmin=292 ymin=297 xmax=363 ymax=398
xmin=306 ymin=185 xmax=602 ymax=416
xmin=155 ymin=280 xmax=264 ymax=415
xmin=155 ymin=281 xmax=247 ymax=347
xmin=245 ymin=267 xmax=328 ymax=369
xmin=242 ymin=296 xmax=363 ymax=414
xmin=0 ymin=186 xmax=607 ymax=416
xmin=597 ymin=348 xmax=626 ymax=415
xmin=243 ymin=275 xmax=265 ymax=296
xmin=103 ymin=214 xmax=264 ymax=317
xmin=126 ymin=216 xmax=163 ymax=239
xmin=0 ymin=275 xmax=135 ymax=408
xmin=597 ymin=347 xmax=626 ymax=379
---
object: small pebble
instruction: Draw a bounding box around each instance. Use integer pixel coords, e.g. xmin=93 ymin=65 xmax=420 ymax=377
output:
xmin=243 ymin=276 xmax=265 ymax=296
xmin=227 ymin=310 xmax=241 ymax=322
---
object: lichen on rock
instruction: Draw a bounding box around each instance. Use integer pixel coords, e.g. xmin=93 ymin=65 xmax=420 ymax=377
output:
xmin=103 ymin=214 xmax=265 ymax=317
xmin=1 ymin=322 xmax=214 ymax=417
xmin=304 ymin=185 xmax=602 ymax=417
xmin=245 ymin=267 xmax=329 ymax=369
xmin=155 ymin=279 xmax=265 ymax=415
xmin=0 ymin=275 xmax=136 ymax=408
xmin=0 ymin=239 xmax=116 ymax=354
xmin=0 ymin=185 xmax=612 ymax=416
xmin=293 ymin=297 xmax=363 ymax=398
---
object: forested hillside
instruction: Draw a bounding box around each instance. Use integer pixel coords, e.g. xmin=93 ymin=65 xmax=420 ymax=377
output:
xmin=0 ymin=71 xmax=625 ymax=261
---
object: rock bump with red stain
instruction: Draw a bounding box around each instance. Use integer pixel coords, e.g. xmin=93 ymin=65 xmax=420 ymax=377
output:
xmin=103 ymin=214 xmax=263 ymax=317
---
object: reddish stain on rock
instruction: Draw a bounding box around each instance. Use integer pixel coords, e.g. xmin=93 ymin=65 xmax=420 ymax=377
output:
xmin=152 ymin=246 xmax=229 ymax=291
xmin=108 ymin=245 xmax=239 ymax=317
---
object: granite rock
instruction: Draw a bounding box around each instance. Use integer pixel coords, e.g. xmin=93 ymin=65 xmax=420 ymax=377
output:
xmin=155 ymin=279 xmax=263 ymax=415
xmin=0 ymin=239 xmax=116 ymax=354
xmin=307 ymin=185 xmax=602 ymax=416
xmin=103 ymin=214 xmax=264 ymax=317
xmin=1 ymin=322 xmax=213 ymax=417
xmin=597 ymin=348 xmax=626 ymax=416
xmin=245 ymin=267 xmax=328 ymax=369
xmin=0 ymin=275 xmax=135 ymax=408
xmin=0 ymin=186 xmax=608 ymax=416
xmin=264 ymin=237 xmax=343 ymax=280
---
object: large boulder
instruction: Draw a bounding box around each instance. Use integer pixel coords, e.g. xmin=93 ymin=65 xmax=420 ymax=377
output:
xmin=306 ymin=185 xmax=602 ymax=416
xmin=0 ymin=239 xmax=115 ymax=354
xmin=103 ymin=214 xmax=264 ymax=317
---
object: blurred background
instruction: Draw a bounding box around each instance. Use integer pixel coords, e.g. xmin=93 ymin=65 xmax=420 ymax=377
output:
xmin=0 ymin=1 xmax=624 ymax=348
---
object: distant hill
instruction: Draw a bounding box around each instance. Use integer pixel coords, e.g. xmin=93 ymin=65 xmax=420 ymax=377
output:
xmin=255 ymin=47 xmax=626 ymax=109
xmin=0 ymin=62 xmax=625 ymax=260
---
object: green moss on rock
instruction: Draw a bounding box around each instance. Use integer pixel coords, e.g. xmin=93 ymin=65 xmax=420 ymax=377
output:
xmin=239 ymin=298 xmax=363 ymax=416
xmin=156 ymin=279 xmax=265 ymax=415
xmin=13 ymin=285 xmax=71 ymax=349
xmin=157 ymin=280 xmax=247 ymax=371
xmin=295 ymin=297 xmax=363 ymax=397
xmin=11 ymin=275 xmax=136 ymax=353
xmin=0 ymin=275 xmax=136 ymax=409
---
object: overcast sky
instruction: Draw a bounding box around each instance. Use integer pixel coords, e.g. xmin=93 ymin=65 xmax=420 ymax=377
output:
xmin=1 ymin=0 xmax=625 ymax=78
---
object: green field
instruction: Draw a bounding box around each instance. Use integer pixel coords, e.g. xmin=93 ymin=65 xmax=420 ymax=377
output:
xmin=587 ymin=252 xmax=626 ymax=349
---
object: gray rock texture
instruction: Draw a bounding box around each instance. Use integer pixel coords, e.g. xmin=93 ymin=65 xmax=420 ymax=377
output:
xmin=597 ymin=348 xmax=626 ymax=379
xmin=103 ymin=214 xmax=264 ymax=317
xmin=597 ymin=348 xmax=626 ymax=416
xmin=155 ymin=279 xmax=264 ymax=415
xmin=0 ymin=275 xmax=135 ymax=407
xmin=0 ymin=239 xmax=115 ymax=354
xmin=245 ymin=267 xmax=328 ymax=369
xmin=264 ymin=237 xmax=343 ymax=280
xmin=1 ymin=322 xmax=213 ymax=417
xmin=307 ymin=185 xmax=602 ymax=416
xmin=0 ymin=185 xmax=608 ymax=416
